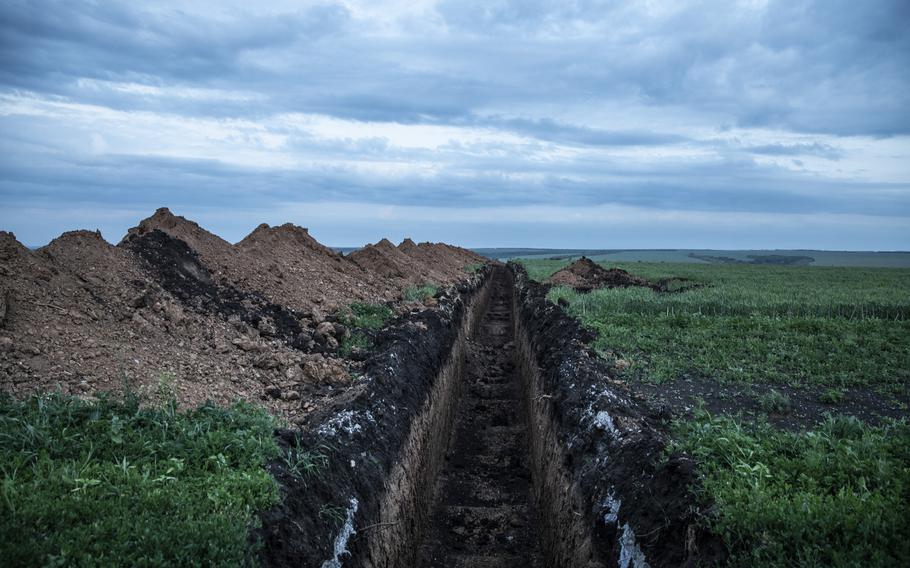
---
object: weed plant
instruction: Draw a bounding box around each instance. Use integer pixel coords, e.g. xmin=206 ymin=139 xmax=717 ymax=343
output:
xmin=341 ymin=302 xmax=394 ymax=330
xmin=403 ymin=283 xmax=437 ymax=302
xmin=338 ymin=302 xmax=394 ymax=358
xmin=0 ymin=393 xmax=280 ymax=566
xmin=757 ymin=389 xmax=792 ymax=414
xmin=339 ymin=332 xmax=371 ymax=357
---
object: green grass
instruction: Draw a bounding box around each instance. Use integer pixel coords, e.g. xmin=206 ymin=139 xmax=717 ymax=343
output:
xmin=339 ymin=332 xmax=371 ymax=357
xmin=338 ymin=302 xmax=394 ymax=358
xmin=341 ymin=302 xmax=394 ymax=330
xmin=670 ymin=411 xmax=910 ymax=567
xmin=530 ymin=261 xmax=910 ymax=393
xmin=0 ymin=393 xmax=281 ymax=567
xmin=403 ymin=283 xmax=438 ymax=302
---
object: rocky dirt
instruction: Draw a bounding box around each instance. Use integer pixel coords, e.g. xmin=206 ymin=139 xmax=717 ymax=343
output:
xmin=0 ymin=209 xmax=486 ymax=425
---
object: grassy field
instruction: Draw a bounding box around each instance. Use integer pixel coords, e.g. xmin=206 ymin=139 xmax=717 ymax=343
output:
xmin=522 ymin=258 xmax=910 ymax=566
xmin=0 ymin=393 xmax=282 ymax=566
xmin=536 ymin=261 xmax=910 ymax=393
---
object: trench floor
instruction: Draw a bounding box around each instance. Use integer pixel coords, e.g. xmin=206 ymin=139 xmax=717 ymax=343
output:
xmin=417 ymin=276 xmax=541 ymax=568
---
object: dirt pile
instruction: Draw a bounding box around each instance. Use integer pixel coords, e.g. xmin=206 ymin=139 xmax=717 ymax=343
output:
xmin=0 ymin=228 xmax=350 ymax=423
xmin=122 ymin=207 xmax=235 ymax=274
xmin=1 ymin=209 xmax=488 ymax=424
xmin=349 ymin=237 xmax=487 ymax=291
xmin=546 ymin=257 xmax=652 ymax=291
xmin=232 ymin=223 xmax=389 ymax=311
xmin=348 ymin=238 xmax=413 ymax=282
xmin=403 ymin=241 xmax=487 ymax=284
xmin=123 ymin=209 xmax=385 ymax=312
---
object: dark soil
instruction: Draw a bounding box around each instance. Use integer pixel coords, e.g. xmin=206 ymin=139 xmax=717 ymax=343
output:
xmin=122 ymin=229 xmax=309 ymax=349
xmin=417 ymin=274 xmax=541 ymax=567
xmin=257 ymin=275 xmax=486 ymax=567
xmin=627 ymin=375 xmax=910 ymax=431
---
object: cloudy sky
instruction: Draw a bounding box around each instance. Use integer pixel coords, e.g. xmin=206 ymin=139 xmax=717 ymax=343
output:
xmin=1 ymin=0 xmax=908 ymax=249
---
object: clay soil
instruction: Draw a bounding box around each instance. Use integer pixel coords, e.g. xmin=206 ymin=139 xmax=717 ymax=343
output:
xmin=417 ymin=273 xmax=541 ymax=567
xmin=0 ymin=208 xmax=486 ymax=424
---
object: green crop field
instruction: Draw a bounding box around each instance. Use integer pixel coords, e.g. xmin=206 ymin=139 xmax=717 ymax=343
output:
xmin=521 ymin=258 xmax=910 ymax=566
xmin=536 ymin=261 xmax=910 ymax=392
xmin=0 ymin=393 xmax=283 ymax=567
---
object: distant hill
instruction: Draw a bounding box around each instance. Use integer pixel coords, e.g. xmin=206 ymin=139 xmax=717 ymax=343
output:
xmin=471 ymin=248 xmax=910 ymax=268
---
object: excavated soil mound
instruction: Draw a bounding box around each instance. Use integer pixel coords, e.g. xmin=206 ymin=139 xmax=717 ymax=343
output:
xmin=232 ymin=223 xmax=391 ymax=312
xmin=546 ymin=257 xmax=652 ymax=291
xmin=123 ymin=207 xmax=235 ymax=272
xmin=348 ymin=239 xmax=412 ymax=282
xmin=0 ymin=228 xmax=344 ymax=423
xmin=2 ymin=209 xmax=487 ymax=426
xmin=122 ymin=209 xmax=388 ymax=312
xmin=396 ymin=240 xmax=487 ymax=285
xmin=350 ymin=238 xmax=487 ymax=292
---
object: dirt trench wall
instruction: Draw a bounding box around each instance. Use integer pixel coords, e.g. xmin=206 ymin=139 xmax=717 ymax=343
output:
xmin=258 ymin=268 xmax=493 ymax=568
xmin=509 ymin=263 xmax=723 ymax=568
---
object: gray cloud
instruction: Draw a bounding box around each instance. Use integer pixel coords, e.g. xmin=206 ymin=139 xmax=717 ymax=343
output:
xmin=737 ymin=142 xmax=844 ymax=160
xmin=0 ymin=0 xmax=908 ymax=247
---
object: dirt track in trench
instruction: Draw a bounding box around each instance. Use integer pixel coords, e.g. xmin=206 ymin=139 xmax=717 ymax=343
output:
xmin=416 ymin=273 xmax=542 ymax=567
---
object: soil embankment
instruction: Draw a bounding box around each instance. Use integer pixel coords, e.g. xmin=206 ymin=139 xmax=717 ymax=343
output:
xmin=0 ymin=208 xmax=485 ymax=425
xmin=547 ymin=257 xmax=697 ymax=293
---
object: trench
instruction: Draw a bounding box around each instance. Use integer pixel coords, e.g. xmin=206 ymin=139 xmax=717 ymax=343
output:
xmin=415 ymin=269 xmax=542 ymax=567
xmin=277 ymin=264 xmax=696 ymax=567
xmin=344 ymin=266 xmax=607 ymax=568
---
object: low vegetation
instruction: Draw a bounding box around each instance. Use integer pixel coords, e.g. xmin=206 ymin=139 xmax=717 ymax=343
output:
xmin=403 ymin=283 xmax=438 ymax=302
xmin=539 ymin=262 xmax=910 ymax=393
xmin=0 ymin=392 xmax=281 ymax=566
xmin=670 ymin=411 xmax=910 ymax=566
xmin=341 ymin=302 xmax=394 ymax=330
xmin=339 ymin=302 xmax=395 ymax=357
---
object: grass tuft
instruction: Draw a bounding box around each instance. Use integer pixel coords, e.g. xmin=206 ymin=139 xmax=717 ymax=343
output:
xmin=403 ymin=284 xmax=437 ymax=302
xmin=757 ymin=389 xmax=792 ymax=414
xmin=341 ymin=302 xmax=394 ymax=330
